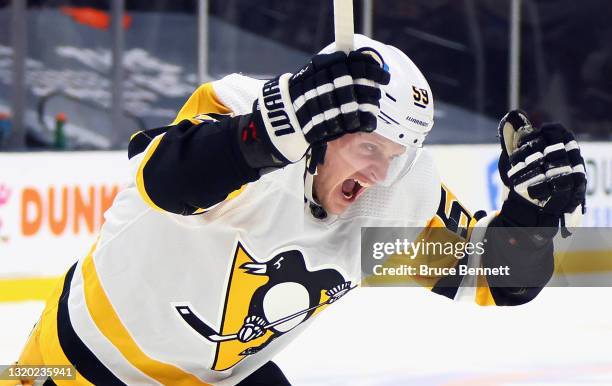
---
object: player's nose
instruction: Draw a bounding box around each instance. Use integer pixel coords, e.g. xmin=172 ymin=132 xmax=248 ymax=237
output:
xmin=367 ymin=159 xmax=391 ymax=185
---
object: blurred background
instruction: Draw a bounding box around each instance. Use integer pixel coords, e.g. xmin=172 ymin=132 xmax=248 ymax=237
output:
xmin=1 ymin=0 xmax=611 ymax=150
xmin=1 ymin=1 xmax=611 ymax=385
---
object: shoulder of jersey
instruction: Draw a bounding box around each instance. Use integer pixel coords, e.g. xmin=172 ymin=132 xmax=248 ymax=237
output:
xmin=407 ymin=149 xmax=441 ymax=220
xmin=212 ymin=74 xmax=266 ymax=115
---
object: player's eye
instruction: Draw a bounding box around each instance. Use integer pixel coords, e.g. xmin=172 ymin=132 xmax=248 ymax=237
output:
xmin=361 ymin=142 xmax=378 ymax=153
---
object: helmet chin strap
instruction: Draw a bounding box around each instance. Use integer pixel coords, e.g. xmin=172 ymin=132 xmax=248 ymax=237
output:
xmin=304 ymin=170 xmax=329 ymax=220
xmin=304 ymin=167 xmax=318 ymax=205
xmin=304 ymin=143 xmax=327 ymax=203
xmin=304 ymin=146 xmax=329 ymax=219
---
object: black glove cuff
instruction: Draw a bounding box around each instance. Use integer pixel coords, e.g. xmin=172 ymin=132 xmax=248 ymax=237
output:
xmin=236 ymin=107 xmax=291 ymax=172
xmin=483 ymin=215 xmax=555 ymax=299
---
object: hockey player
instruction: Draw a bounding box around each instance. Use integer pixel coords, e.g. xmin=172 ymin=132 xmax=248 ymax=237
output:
xmin=13 ymin=34 xmax=586 ymax=385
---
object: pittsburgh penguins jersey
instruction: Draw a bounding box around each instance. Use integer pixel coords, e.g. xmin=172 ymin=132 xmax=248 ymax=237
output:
xmin=26 ymin=74 xmax=550 ymax=386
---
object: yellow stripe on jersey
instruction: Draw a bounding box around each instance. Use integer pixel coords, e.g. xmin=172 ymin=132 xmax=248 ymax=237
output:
xmin=135 ymin=134 xmax=166 ymax=212
xmin=172 ymin=83 xmax=231 ymax=125
xmin=475 ymin=275 xmax=497 ymax=306
xmin=18 ymin=273 xmax=94 ymax=386
xmin=130 ymin=130 xmax=143 ymax=141
xmin=0 ymin=277 xmax=58 ymax=302
xmin=226 ymin=184 xmax=247 ymax=201
xmin=555 ymin=250 xmax=612 ymax=273
xmin=81 ymin=249 xmax=211 ymax=386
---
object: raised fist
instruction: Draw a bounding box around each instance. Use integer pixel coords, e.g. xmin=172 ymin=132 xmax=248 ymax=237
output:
xmin=498 ymin=110 xmax=586 ymax=234
xmin=252 ymin=51 xmax=390 ymax=163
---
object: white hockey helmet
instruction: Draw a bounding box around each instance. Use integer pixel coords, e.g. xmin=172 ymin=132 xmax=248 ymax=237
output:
xmin=319 ymin=34 xmax=434 ymax=149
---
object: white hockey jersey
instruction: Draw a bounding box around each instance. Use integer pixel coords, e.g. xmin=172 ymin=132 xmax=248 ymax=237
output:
xmin=28 ymin=74 xmax=494 ymax=386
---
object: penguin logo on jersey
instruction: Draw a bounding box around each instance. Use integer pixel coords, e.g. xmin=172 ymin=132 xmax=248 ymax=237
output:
xmin=173 ymin=241 xmax=353 ymax=371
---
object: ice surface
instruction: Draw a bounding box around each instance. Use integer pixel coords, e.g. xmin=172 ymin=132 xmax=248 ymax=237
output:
xmin=1 ymin=288 xmax=610 ymax=385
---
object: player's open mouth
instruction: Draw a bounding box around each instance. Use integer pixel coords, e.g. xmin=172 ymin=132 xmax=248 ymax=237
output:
xmin=341 ymin=178 xmax=369 ymax=202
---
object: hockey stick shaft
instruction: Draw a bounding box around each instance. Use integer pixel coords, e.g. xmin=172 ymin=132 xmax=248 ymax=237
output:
xmin=334 ymin=0 xmax=354 ymax=53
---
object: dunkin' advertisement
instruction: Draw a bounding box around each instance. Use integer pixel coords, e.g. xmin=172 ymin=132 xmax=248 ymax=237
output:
xmin=0 ymin=151 xmax=128 ymax=278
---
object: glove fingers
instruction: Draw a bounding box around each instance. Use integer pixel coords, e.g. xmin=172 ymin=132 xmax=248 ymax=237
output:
xmin=300 ymin=77 xmax=327 ymax=142
xmin=311 ymin=51 xmax=347 ymax=72
xmin=543 ymin=173 xmax=574 ymax=214
xmin=348 ymin=51 xmax=391 ymax=87
xmin=286 ymin=51 xmax=388 ymax=148
xmin=364 ymin=60 xmax=390 ymax=85
xmin=510 ymin=135 xmax=546 ymax=165
xmin=515 ymin=127 xmax=541 ymax=150
xmin=348 ymin=53 xmax=383 ymax=134
xmin=499 ymin=112 xmax=588 ymax=227
xmin=542 ymin=134 xmax=574 ymax=212
xmin=354 ymin=86 xmax=380 ymax=133
xmin=290 ymin=78 xmax=315 ymax=129
xmin=313 ymin=70 xmax=344 ymax=138
xmin=508 ymin=151 xmax=544 ymax=187
xmin=540 ymin=123 xmax=572 ymax=171
xmin=330 ymin=62 xmax=360 ymax=132
xmin=561 ymin=129 xmax=585 ymax=168
xmin=526 ymin=180 xmax=552 ymax=202
xmin=565 ymin=173 xmax=587 ymax=214
xmin=558 ymin=126 xmax=587 ymax=214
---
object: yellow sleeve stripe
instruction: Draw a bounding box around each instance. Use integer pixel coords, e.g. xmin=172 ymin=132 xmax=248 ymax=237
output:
xmin=130 ymin=130 xmax=143 ymax=141
xmin=226 ymin=184 xmax=247 ymax=200
xmin=172 ymin=83 xmax=232 ymax=125
xmin=135 ymin=134 xmax=166 ymax=213
xmin=33 ymin=273 xmax=94 ymax=386
xmin=475 ymin=274 xmax=497 ymax=306
xmin=81 ymin=251 xmax=211 ymax=386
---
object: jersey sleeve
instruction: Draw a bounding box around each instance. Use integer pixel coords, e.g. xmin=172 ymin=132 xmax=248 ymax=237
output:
xmin=361 ymin=184 xmax=478 ymax=293
xmin=423 ymin=184 xmax=553 ymax=306
xmin=127 ymin=81 xmax=256 ymax=215
xmin=171 ymin=83 xmax=232 ymax=125
xmin=364 ymin=183 xmax=552 ymax=307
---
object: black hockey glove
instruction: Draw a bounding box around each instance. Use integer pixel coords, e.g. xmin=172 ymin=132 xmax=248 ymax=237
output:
xmin=497 ymin=110 xmax=587 ymax=238
xmin=244 ymin=51 xmax=390 ymax=166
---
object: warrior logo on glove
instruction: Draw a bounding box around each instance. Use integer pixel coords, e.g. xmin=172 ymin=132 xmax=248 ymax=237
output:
xmin=498 ymin=110 xmax=587 ymax=236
